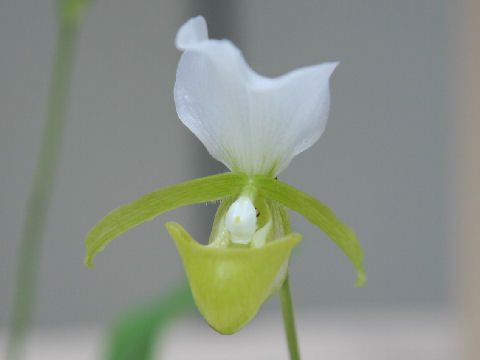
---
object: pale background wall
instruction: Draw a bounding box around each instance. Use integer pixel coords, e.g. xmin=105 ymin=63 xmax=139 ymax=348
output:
xmin=0 ymin=0 xmax=453 ymax=326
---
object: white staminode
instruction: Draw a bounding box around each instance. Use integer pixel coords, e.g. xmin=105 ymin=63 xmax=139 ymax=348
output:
xmin=174 ymin=16 xmax=337 ymax=177
xmin=225 ymin=197 xmax=257 ymax=244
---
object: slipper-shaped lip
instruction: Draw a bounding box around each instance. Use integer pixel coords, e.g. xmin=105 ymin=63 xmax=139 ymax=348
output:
xmin=166 ymin=221 xmax=301 ymax=334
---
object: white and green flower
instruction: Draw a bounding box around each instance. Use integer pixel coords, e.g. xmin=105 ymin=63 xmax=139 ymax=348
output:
xmin=85 ymin=16 xmax=364 ymax=335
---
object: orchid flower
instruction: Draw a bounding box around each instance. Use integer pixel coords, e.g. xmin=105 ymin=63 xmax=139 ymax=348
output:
xmin=85 ymin=16 xmax=365 ymax=336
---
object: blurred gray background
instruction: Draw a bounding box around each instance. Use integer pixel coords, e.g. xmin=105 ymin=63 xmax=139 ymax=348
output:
xmin=0 ymin=0 xmax=452 ymax=327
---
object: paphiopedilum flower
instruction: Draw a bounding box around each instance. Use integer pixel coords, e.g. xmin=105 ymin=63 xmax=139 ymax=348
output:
xmin=85 ymin=16 xmax=365 ymax=335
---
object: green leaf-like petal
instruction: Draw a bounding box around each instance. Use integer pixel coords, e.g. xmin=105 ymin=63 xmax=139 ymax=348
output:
xmin=85 ymin=172 xmax=248 ymax=267
xmin=254 ymin=175 xmax=366 ymax=286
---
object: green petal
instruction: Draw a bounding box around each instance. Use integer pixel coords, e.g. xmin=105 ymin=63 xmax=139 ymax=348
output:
xmin=85 ymin=172 xmax=248 ymax=267
xmin=254 ymin=175 xmax=366 ymax=287
xmin=166 ymin=221 xmax=301 ymax=334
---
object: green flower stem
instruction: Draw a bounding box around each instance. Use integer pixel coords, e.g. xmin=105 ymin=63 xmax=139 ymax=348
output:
xmin=6 ymin=11 xmax=83 ymax=360
xmin=279 ymin=274 xmax=301 ymax=360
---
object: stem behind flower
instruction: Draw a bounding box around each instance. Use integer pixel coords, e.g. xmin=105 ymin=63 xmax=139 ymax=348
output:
xmin=279 ymin=274 xmax=301 ymax=360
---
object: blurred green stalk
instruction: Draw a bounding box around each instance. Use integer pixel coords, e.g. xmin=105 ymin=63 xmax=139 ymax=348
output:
xmin=6 ymin=2 xmax=90 ymax=359
xmin=280 ymin=275 xmax=301 ymax=360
